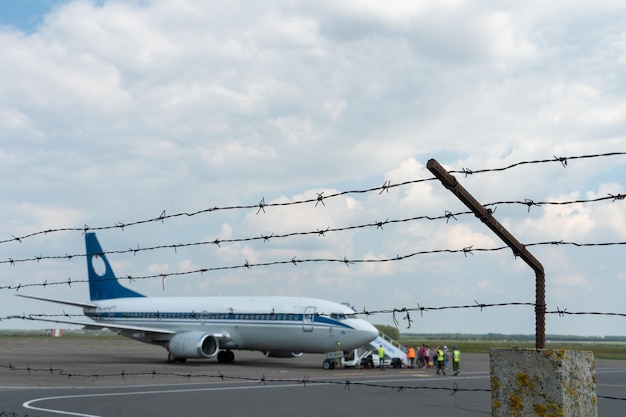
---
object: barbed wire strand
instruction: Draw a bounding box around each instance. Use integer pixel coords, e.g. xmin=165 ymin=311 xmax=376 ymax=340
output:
xmin=3 ymin=302 xmax=625 ymax=327
xmin=2 ymin=151 xmax=624 ymax=246
xmin=0 ymin=364 xmax=622 ymax=403
xmin=2 ymin=240 xmax=625 ymax=292
xmin=1 ymin=151 xmax=625 ymax=410
xmin=2 ymin=191 xmax=625 ymax=267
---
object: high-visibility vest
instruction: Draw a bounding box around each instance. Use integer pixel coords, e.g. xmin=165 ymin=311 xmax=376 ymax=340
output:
xmin=437 ymin=349 xmax=444 ymax=362
xmin=407 ymin=347 xmax=415 ymax=359
xmin=378 ymin=347 xmax=385 ymax=359
xmin=453 ymin=350 xmax=460 ymax=362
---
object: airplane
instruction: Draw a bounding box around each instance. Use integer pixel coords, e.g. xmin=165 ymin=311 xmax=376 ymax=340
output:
xmin=18 ymin=232 xmax=379 ymax=366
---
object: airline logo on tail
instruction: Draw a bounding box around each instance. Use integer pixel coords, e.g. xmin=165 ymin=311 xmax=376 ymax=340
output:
xmin=85 ymin=232 xmax=144 ymax=300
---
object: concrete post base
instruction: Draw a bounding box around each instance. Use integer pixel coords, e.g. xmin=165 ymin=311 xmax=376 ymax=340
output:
xmin=490 ymin=348 xmax=597 ymax=417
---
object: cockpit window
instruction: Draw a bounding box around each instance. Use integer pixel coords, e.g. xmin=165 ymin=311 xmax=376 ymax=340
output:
xmin=330 ymin=312 xmax=357 ymax=320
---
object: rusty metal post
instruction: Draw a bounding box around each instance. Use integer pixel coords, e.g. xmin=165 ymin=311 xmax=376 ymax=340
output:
xmin=426 ymin=159 xmax=546 ymax=349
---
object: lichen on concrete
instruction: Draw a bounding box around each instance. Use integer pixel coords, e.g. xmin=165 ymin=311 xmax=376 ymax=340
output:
xmin=490 ymin=348 xmax=596 ymax=417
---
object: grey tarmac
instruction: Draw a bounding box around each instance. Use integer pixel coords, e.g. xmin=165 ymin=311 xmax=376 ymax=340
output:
xmin=0 ymin=336 xmax=624 ymax=416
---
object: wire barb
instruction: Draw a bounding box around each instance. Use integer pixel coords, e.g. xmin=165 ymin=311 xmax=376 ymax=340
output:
xmin=375 ymin=219 xmax=388 ymax=229
xmin=379 ymin=180 xmax=391 ymax=194
xmin=257 ymin=198 xmax=266 ymax=214
xmin=474 ymin=300 xmax=487 ymax=311
xmin=554 ymin=155 xmax=568 ymax=167
xmin=315 ymin=192 xmax=326 ymax=207
xmin=523 ymin=199 xmax=540 ymax=212
xmin=444 ymin=211 xmax=457 ymax=223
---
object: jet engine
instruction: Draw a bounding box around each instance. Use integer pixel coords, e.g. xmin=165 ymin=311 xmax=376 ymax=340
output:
xmin=265 ymin=351 xmax=304 ymax=358
xmin=168 ymin=331 xmax=219 ymax=359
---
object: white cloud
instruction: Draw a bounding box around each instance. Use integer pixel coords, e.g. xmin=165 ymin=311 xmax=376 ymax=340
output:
xmin=477 ymin=280 xmax=490 ymax=289
xmin=147 ymin=263 xmax=169 ymax=275
xmin=554 ymin=273 xmax=590 ymax=287
xmin=518 ymin=183 xmax=626 ymax=242
xmin=177 ymin=259 xmax=197 ymax=272
xmin=3 ymin=202 xmax=88 ymax=237
xmin=1 ymin=0 xmax=625 ymax=336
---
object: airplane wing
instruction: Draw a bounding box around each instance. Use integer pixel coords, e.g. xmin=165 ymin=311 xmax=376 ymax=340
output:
xmin=26 ymin=315 xmax=177 ymax=335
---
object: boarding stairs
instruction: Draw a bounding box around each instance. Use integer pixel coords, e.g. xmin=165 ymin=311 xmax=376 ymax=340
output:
xmin=329 ymin=331 xmax=409 ymax=369
xmin=369 ymin=331 xmax=408 ymax=367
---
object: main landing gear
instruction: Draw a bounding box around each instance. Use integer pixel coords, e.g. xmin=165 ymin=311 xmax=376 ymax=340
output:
xmin=217 ymin=350 xmax=235 ymax=363
xmin=167 ymin=352 xmax=187 ymax=364
xmin=167 ymin=349 xmax=235 ymax=364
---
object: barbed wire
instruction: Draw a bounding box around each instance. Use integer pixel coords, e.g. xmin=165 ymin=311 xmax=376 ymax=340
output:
xmin=0 ymin=302 xmax=532 ymax=323
xmin=0 ymin=362 xmax=473 ymax=391
xmin=2 ymin=303 xmax=625 ymax=328
xmin=2 ymin=151 xmax=624 ymax=246
xmin=2 ymin=191 xmax=625 ymax=268
xmin=362 ymin=303 xmax=626 ymax=328
xmin=484 ymin=193 xmax=626 ymax=212
xmin=2 ymin=239 xmax=625 ymax=292
xmin=1 ymin=210 xmax=473 ymax=266
xmin=0 ymin=363 xmax=623 ymax=403
xmin=1 ymin=151 xmax=624 ymax=412
xmin=2 ymin=302 xmax=624 ymax=405
xmin=452 ymin=151 xmax=626 ymax=176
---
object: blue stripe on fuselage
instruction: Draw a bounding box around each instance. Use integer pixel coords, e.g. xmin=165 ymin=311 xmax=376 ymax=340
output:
xmin=85 ymin=311 xmax=354 ymax=329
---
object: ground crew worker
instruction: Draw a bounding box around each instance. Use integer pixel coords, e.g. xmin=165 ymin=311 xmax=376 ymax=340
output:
xmin=453 ymin=346 xmax=460 ymax=376
xmin=407 ymin=346 xmax=416 ymax=368
xmin=378 ymin=344 xmax=385 ymax=370
xmin=436 ymin=346 xmax=446 ymax=375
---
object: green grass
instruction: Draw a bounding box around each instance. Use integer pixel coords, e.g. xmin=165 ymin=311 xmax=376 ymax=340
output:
xmin=2 ymin=331 xmax=625 ymax=360
xmin=399 ymin=337 xmax=626 ymax=360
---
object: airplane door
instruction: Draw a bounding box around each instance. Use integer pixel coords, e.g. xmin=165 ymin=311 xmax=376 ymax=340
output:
xmin=303 ymin=306 xmax=316 ymax=332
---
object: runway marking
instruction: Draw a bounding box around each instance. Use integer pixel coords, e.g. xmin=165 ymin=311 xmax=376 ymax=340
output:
xmin=23 ymin=383 xmax=325 ymax=417
xmin=23 ymin=371 xmax=492 ymax=416
xmin=596 ymin=368 xmax=626 ymax=374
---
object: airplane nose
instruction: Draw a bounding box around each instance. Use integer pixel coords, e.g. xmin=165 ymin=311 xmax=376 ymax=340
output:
xmin=359 ymin=320 xmax=379 ymax=343
xmin=366 ymin=322 xmax=379 ymax=338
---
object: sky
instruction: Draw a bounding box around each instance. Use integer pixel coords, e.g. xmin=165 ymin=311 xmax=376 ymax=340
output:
xmin=0 ymin=0 xmax=625 ymax=338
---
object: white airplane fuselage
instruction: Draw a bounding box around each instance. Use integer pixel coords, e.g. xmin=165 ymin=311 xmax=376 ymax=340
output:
xmin=86 ymin=295 xmax=377 ymax=353
xmin=21 ymin=232 xmax=379 ymax=364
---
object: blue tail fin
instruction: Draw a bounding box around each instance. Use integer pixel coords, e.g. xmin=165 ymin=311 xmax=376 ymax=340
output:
xmin=85 ymin=232 xmax=145 ymax=301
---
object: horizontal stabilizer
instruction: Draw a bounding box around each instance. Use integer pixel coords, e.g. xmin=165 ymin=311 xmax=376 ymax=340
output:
xmin=15 ymin=294 xmax=97 ymax=309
